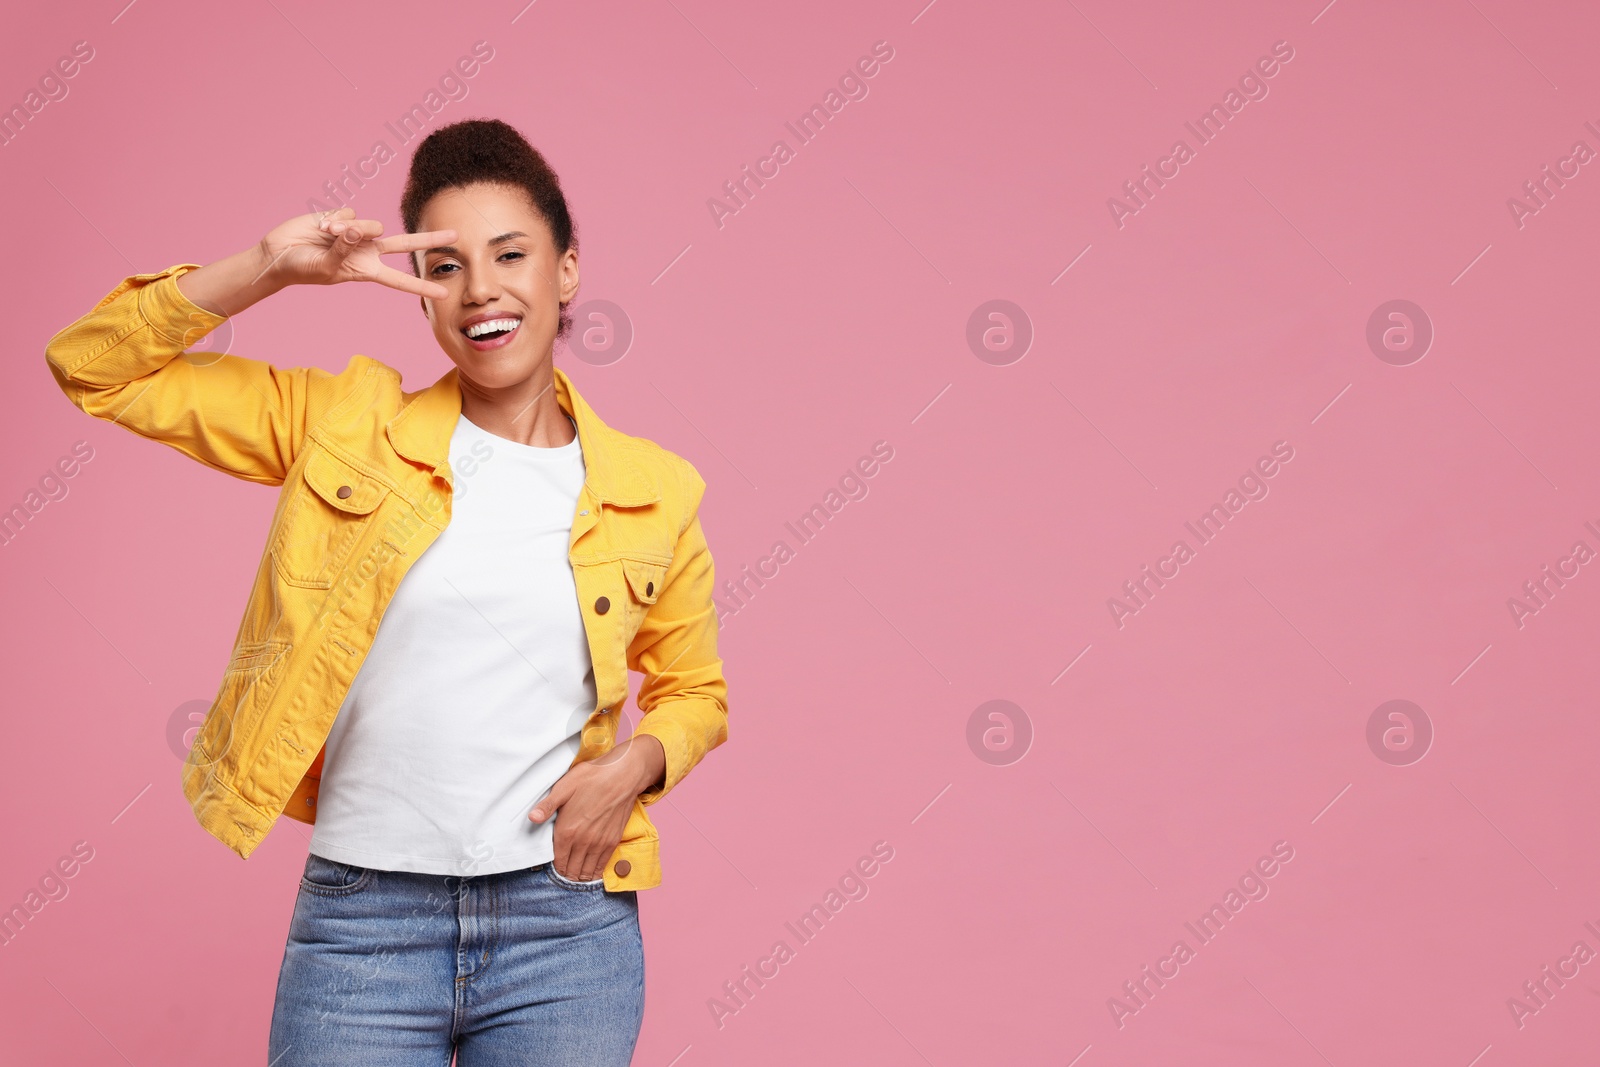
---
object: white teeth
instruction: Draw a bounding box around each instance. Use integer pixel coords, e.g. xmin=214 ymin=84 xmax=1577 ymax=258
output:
xmin=465 ymin=318 xmax=521 ymax=338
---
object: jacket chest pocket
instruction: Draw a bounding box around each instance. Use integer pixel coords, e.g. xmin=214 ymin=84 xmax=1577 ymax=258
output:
xmin=621 ymin=556 xmax=669 ymax=631
xmin=272 ymin=446 xmax=390 ymax=589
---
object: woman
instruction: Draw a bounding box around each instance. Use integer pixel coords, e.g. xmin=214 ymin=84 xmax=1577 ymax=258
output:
xmin=43 ymin=118 xmax=729 ymax=1065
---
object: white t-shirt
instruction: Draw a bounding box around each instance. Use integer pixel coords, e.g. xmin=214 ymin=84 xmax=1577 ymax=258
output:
xmin=308 ymin=412 xmax=596 ymax=876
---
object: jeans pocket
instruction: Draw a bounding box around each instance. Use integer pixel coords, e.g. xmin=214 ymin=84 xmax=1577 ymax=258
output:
xmin=546 ymin=862 xmax=607 ymax=892
xmin=300 ymin=853 xmax=374 ymax=897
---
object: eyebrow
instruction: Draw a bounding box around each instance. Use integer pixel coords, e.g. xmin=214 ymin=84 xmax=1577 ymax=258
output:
xmin=424 ymin=231 xmax=530 ymax=256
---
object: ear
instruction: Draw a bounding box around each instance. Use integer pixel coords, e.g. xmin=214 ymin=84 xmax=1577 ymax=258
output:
xmin=559 ymin=246 xmax=581 ymax=304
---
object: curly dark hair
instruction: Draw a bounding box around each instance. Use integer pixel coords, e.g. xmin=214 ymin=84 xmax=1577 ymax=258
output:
xmin=400 ymin=117 xmax=579 ymax=339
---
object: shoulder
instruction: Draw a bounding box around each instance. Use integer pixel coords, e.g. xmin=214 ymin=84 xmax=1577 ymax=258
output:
xmin=338 ymin=355 xmax=446 ymax=399
xmin=330 ymin=356 xmax=435 ymax=421
xmin=610 ymin=429 xmax=708 ymax=517
xmin=311 ymin=353 xmax=395 ymax=407
xmin=355 ymin=355 xmax=406 ymax=398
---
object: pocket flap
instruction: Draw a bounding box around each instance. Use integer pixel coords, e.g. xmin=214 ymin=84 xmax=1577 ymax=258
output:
xmin=622 ymin=558 xmax=668 ymax=604
xmin=303 ymin=448 xmax=387 ymax=514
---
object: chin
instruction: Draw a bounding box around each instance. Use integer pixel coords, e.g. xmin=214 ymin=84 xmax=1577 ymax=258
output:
xmin=452 ymin=346 xmax=547 ymax=389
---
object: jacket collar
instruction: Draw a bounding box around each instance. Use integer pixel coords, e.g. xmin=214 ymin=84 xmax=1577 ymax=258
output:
xmin=384 ymin=364 xmax=661 ymax=506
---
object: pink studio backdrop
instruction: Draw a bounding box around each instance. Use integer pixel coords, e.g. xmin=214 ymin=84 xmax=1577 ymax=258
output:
xmin=3 ymin=0 xmax=1599 ymax=1063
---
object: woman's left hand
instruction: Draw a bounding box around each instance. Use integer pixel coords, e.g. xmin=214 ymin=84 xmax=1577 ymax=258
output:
xmin=530 ymin=735 xmax=666 ymax=882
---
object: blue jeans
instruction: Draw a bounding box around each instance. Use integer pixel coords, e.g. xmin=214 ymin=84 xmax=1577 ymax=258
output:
xmin=268 ymin=853 xmax=645 ymax=1065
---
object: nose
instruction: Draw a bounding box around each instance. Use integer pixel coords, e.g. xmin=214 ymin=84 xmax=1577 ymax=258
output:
xmin=463 ymin=257 xmax=502 ymax=306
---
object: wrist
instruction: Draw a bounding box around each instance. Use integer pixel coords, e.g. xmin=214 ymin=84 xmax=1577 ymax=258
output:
xmin=623 ymin=733 xmax=666 ymax=795
xmin=174 ymin=244 xmax=287 ymax=320
xmin=249 ymin=240 xmax=290 ymax=294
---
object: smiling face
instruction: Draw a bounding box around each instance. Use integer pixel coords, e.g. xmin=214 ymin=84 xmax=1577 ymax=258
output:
xmin=414 ymin=181 xmax=580 ymax=392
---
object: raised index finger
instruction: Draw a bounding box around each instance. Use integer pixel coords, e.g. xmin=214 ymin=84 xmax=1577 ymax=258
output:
xmin=374 ymin=229 xmax=457 ymax=256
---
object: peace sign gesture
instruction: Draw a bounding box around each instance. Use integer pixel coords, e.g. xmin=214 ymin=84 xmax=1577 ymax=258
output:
xmin=256 ymin=206 xmax=455 ymax=299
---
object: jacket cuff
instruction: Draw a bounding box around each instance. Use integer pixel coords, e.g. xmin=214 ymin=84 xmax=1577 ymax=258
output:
xmin=631 ymin=714 xmax=692 ymax=806
xmin=138 ymin=264 xmax=227 ymax=348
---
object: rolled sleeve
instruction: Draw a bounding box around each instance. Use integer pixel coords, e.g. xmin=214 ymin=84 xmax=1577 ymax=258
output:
xmin=44 ymin=264 xmax=369 ymax=485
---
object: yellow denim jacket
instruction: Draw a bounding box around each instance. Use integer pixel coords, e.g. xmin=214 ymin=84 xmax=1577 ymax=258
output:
xmin=43 ymin=264 xmax=728 ymax=891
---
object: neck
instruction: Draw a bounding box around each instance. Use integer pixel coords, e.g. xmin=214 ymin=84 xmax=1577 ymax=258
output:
xmin=457 ymin=359 xmax=575 ymax=448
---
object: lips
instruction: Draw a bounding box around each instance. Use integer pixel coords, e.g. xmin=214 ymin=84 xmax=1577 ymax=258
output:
xmin=461 ymin=314 xmax=522 ymax=351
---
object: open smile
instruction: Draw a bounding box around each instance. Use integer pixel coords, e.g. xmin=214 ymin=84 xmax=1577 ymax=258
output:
xmin=461 ymin=316 xmax=522 ymax=350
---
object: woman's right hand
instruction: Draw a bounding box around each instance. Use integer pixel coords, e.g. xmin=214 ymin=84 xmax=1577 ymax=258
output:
xmin=256 ymin=206 xmax=456 ymax=299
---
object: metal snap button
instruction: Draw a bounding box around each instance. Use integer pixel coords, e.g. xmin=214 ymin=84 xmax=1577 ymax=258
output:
xmin=646 ymin=582 xmax=654 ymax=596
xmin=595 ymin=596 xmax=610 ymax=614
xmin=614 ymin=859 xmax=632 ymax=877
xmin=336 ymin=485 xmax=352 ymax=499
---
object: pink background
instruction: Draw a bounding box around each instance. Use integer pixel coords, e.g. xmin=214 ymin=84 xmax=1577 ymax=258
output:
xmin=3 ymin=0 xmax=1599 ymax=1063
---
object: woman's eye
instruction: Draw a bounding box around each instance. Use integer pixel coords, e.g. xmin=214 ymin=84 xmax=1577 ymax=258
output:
xmin=427 ymin=253 xmax=520 ymax=276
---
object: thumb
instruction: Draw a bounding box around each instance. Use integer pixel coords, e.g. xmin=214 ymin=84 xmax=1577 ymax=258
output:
xmin=327 ymin=223 xmax=366 ymax=262
xmin=529 ymin=779 xmax=571 ymax=823
xmin=318 ymin=214 xmax=376 ymax=259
